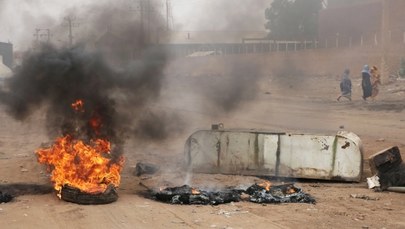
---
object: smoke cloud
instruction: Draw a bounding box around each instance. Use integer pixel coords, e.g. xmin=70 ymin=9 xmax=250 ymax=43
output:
xmin=176 ymin=0 xmax=269 ymax=31
xmin=0 ymin=1 xmax=168 ymax=159
xmin=203 ymin=60 xmax=262 ymax=112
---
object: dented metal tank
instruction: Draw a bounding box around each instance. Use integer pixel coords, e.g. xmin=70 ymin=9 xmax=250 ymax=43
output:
xmin=184 ymin=129 xmax=363 ymax=182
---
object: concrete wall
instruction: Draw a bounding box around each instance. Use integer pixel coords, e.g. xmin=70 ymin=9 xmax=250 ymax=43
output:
xmin=168 ymin=45 xmax=405 ymax=82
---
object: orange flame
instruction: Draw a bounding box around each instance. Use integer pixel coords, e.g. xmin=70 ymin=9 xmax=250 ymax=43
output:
xmin=286 ymin=187 xmax=296 ymax=194
xmin=36 ymin=99 xmax=124 ymax=197
xmin=258 ymin=181 xmax=272 ymax=191
xmin=191 ymin=188 xmax=201 ymax=195
xmin=71 ymin=99 xmax=84 ymax=112
xmin=89 ymin=113 xmax=102 ymax=135
xmin=36 ymin=135 xmax=124 ymax=196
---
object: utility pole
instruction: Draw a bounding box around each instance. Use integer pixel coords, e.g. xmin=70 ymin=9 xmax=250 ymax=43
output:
xmin=64 ymin=16 xmax=78 ymax=46
xmin=140 ymin=0 xmax=145 ymax=43
xmin=166 ymin=0 xmax=170 ymax=31
xmin=132 ymin=0 xmax=156 ymax=44
xmin=381 ymin=0 xmax=389 ymax=84
xmin=147 ymin=0 xmax=151 ymax=43
xmin=40 ymin=29 xmax=52 ymax=43
xmin=139 ymin=0 xmax=151 ymax=43
xmin=33 ymin=28 xmax=41 ymax=42
xmin=46 ymin=29 xmax=51 ymax=42
xmin=140 ymin=0 xmax=144 ymax=32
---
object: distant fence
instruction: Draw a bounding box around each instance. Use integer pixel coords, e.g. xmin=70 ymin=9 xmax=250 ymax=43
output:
xmin=162 ymin=31 xmax=405 ymax=57
xmin=163 ymin=40 xmax=317 ymax=57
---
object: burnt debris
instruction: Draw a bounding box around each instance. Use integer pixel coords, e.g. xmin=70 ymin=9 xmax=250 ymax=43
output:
xmin=377 ymin=164 xmax=405 ymax=190
xmin=153 ymin=185 xmax=241 ymax=205
xmin=0 ymin=191 xmax=13 ymax=203
xmin=369 ymin=146 xmax=405 ymax=191
xmin=246 ymin=183 xmax=316 ymax=204
xmin=153 ymin=183 xmax=315 ymax=205
xmin=0 ymin=183 xmax=53 ymax=203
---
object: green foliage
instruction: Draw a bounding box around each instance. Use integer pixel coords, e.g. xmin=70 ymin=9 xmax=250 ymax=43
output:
xmin=265 ymin=0 xmax=323 ymax=40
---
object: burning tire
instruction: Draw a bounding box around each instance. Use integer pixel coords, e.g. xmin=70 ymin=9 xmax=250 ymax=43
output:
xmin=60 ymin=184 xmax=118 ymax=205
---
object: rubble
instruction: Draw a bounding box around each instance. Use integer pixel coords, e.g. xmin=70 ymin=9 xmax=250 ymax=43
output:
xmin=368 ymin=146 xmax=405 ymax=191
xmin=368 ymin=146 xmax=402 ymax=175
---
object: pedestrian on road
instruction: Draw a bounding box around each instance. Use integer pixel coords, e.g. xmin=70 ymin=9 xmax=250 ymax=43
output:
xmin=370 ymin=65 xmax=381 ymax=101
xmin=337 ymin=69 xmax=352 ymax=101
xmin=361 ymin=65 xmax=372 ymax=101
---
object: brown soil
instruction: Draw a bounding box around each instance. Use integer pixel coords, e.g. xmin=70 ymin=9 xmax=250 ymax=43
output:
xmin=1 ymin=55 xmax=405 ymax=229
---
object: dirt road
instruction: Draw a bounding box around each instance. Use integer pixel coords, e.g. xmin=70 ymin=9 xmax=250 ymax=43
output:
xmin=1 ymin=56 xmax=405 ymax=229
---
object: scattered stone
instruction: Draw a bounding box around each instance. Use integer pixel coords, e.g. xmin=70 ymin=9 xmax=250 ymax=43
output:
xmin=20 ymin=168 xmax=28 ymax=172
xmin=171 ymin=220 xmax=185 ymax=224
xmin=350 ymin=194 xmax=379 ymax=201
xmin=134 ymin=162 xmax=160 ymax=176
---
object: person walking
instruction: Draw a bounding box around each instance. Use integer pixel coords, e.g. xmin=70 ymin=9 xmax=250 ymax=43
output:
xmin=361 ymin=65 xmax=372 ymax=101
xmin=370 ymin=65 xmax=381 ymax=100
xmin=337 ymin=69 xmax=352 ymax=101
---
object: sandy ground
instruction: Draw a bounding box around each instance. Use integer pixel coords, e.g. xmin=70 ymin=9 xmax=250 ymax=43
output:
xmin=1 ymin=55 xmax=405 ymax=229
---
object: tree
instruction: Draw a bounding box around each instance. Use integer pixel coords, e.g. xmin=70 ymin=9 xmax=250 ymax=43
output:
xmin=265 ymin=0 xmax=323 ymax=41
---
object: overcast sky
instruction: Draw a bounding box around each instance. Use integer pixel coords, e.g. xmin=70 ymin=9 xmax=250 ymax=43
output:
xmin=0 ymin=0 xmax=271 ymax=50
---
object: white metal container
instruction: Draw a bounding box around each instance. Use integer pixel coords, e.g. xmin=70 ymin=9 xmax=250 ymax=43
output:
xmin=185 ymin=129 xmax=363 ymax=182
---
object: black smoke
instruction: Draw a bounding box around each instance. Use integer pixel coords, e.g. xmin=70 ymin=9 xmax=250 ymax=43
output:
xmin=194 ymin=59 xmax=262 ymax=113
xmin=0 ymin=2 xmax=169 ymax=159
xmin=213 ymin=61 xmax=261 ymax=112
xmin=0 ymin=44 xmax=166 ymax=158
xmin=135 ymin=110 xmax=185 ymax=141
